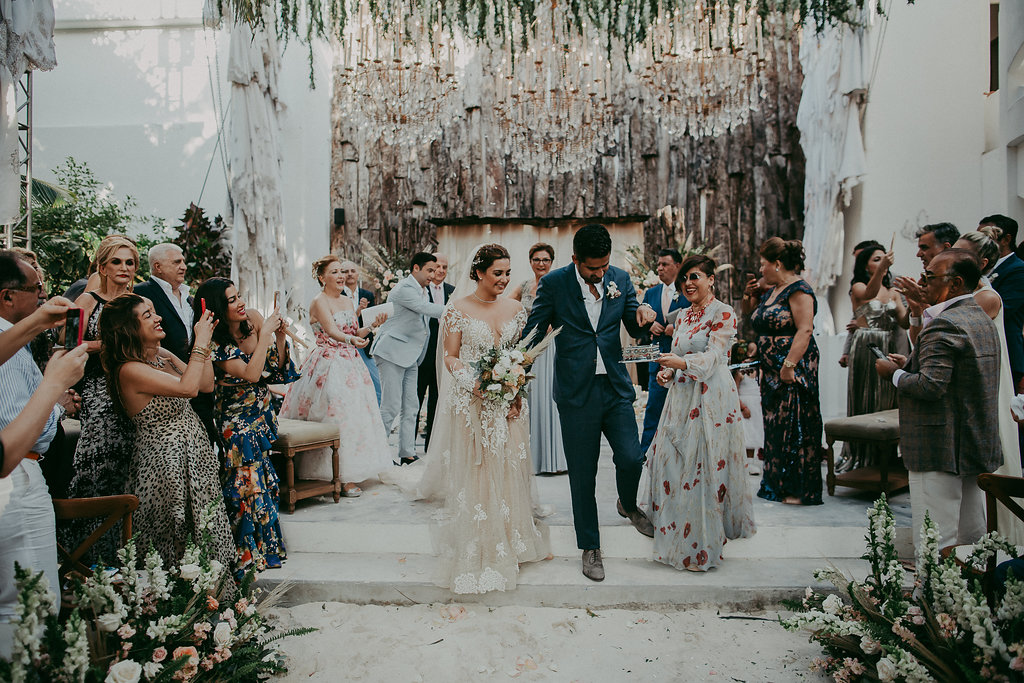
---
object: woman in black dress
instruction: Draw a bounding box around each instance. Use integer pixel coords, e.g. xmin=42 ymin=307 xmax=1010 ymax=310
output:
xmin=741 ymin=237 xmax=823 ymax=505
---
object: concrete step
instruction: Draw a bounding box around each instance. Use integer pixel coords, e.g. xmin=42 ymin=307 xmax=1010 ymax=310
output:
xmin=278 ymin=519 xmax=913 ymax=559
xmin=256 ymin=552 xmax=876 ymax=609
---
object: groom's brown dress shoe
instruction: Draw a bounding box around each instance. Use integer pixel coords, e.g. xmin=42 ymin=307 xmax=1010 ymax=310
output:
xmin=617 ymin=499 xmax=655 ymax=538
xmin=582 ymin=549 xmax=605 ymax=581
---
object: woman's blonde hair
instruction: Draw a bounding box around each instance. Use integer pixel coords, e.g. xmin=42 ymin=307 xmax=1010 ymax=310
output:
xmin=94 ymin=235 xmax=140 ymax=289
xmin=959 ymin=229 xmax=1000 ymax=275
xmin=311 ymin=254 xmax=342 ymax=285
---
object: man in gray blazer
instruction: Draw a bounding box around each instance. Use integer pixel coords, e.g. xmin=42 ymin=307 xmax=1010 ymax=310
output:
xmin=875 ymin=249 xmax=1002 ymax=550
xmin=371 ymin=252 xmax=445 ymax=465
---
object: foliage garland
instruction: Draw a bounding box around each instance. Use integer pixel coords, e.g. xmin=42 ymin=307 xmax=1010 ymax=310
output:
xmin=214 ymin=0 xmax=892 ymax=56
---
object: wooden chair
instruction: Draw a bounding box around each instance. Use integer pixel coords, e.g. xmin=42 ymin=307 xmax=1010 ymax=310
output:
xmin=271 ymin=418 xmax=342 ymax=513
xmin=824 ymin=409 xmax=907 ymax=497
xmin=52 ymin=494 xmax=139 ymax=587
xmin=978 ymin=473 xmax=1024 ymax=574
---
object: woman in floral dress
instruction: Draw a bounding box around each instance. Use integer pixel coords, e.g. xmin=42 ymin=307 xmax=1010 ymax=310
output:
xmin=281 ymin=255 xmax=391 ymax=496
xmin=742 ymin=237 xmax=824 ymax=505
xmin=195 ymin=278 xmax=299 ymax=574
xmin=648 ymin=255 xmax=755 ymax=571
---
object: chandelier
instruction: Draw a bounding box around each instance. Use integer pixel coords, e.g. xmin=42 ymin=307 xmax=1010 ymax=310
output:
xmin=489 ymin=6 xmax=618 ymax=174
xmin=636 ymin=1 xmax=770 ymax=138
xmin=334 ymin=1 xmax=458 ymax=149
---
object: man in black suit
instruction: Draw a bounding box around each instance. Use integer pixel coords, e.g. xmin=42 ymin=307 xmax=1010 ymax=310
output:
xmin=980 ymin=215 xmax=1024 ymax=390
xmin=134 ymin=243 xmax=218 ymax=447
xmin=417 ymin=252 xmax=453 ymax=449
xmin=339 ymin=259 xmax=381 ymax=404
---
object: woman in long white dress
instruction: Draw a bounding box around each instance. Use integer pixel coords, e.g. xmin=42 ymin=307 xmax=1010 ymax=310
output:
xmin=954 ymin=231 xmax=1023 ymax=543
xmin=419 ymin=244 xmax=550 ymax=594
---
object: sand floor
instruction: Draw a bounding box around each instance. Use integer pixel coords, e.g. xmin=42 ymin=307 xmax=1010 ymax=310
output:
xmin=268 ymin=602 xmax=829 ymax=682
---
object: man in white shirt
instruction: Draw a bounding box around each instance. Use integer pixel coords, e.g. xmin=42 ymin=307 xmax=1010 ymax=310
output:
xmin=134 ymin=244 xmax=193 ymax=361
xmin=0 ymin=251 xmax=64 ymax=656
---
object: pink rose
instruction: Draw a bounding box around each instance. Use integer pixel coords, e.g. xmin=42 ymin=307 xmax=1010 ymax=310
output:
xmin=152 ymin=647 xmax=167 ymax=663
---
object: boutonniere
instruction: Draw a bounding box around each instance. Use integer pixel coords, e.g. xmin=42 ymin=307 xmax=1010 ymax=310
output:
xmin=672 ymin=290 xmax=680 ymax=301
xmin=606 ymin=281 xmax=621 ymax=299
xmin=990 ymin=272 xmax=1000 ymax=281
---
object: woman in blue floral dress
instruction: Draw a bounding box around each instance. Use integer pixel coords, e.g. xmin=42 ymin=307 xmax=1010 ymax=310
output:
xmin=195 ymin=278 xmax=299 ymax=574
xmin=743 ymin=238 xmax=824 ymax=505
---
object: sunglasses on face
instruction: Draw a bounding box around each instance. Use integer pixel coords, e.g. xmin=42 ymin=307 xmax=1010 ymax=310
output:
xmin=920 ymin=271 xmax=952 ymax=283
xmin=681 ymin=272 xmax=706 ymax=282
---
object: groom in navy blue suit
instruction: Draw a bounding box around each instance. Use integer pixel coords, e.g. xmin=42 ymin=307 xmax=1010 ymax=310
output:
xmin=524 ymin=224 xmax=657 ymax=581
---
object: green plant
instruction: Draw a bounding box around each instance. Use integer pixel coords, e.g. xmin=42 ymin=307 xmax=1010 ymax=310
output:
xmin=31 ymin=157 xmax=169 ymax=294
xmin=173 ymin=203 xmax=232 ymax=285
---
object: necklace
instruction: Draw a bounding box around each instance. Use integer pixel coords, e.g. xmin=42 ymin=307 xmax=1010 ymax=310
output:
xmin=471 ymin=292 xmax=498 ymax=304
xmin=145 ymin=356 xmax=164 ymax=368
xmin=683 ymin=296 xmax=715 ymax=326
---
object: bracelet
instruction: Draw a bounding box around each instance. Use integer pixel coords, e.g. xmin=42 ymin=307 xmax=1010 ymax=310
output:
xmin=909 ymin=316 xmax=922 ymax=327
xmin=782 ymin=359 xmax=797 ymax=368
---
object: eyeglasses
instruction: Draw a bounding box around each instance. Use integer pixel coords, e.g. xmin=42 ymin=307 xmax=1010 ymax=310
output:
xmin=530 ymin=257 xmax=552 ymax=264
xmin=680 ymin=272 xmax=706 ymax=282
xmin=920 ymin=271 xmax=953 ymax=283
xmin=6 ymin=281 xmax=43 ymax=294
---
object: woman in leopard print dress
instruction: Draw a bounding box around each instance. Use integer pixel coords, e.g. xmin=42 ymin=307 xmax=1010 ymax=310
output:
xmin=99 ymin=294 xmax=234 ymax=570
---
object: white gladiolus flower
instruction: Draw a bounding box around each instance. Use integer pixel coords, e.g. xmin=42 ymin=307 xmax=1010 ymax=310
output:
xmin=178 ymin=564 xmax=201 ymax=581
xmin=859 ymin=635 xmax=880 ymax=654
xmin=142 ymin=662 xmax=163 ymax=680
xmin=105 ymin=659 xmax=142 ymax=683
xmin=96 ymin=612 xmax=122 ymax=632
xmin=822 ymin=594 xmax=843 ymax=614
xmin=874 ymin=656 xmax=897 ymax=682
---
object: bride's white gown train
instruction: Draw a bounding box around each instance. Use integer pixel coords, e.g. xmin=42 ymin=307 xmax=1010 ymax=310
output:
xmin=418 ymin=305 xmax=550 ymax=594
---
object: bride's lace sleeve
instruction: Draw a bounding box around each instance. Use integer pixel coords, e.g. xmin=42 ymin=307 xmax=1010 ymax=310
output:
xmin=442 ymin=307 xmax=476 ymax=393
xmin=681 ymin=306 xmax=737 ymax=381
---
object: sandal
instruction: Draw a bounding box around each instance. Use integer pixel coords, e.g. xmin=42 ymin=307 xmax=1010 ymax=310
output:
xmin=342 ymin=484 xmax=362 ymax=498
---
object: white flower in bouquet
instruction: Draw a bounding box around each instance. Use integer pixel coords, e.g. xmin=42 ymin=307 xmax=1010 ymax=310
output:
xmin=859 ymin=635 xmax=880 ymax=654
xmin=821 ymin=594 xmax=843 ymax=615
xmin=486 ymin=383 xmax=502 ymax=393
xmin=96 ymin=612 xmax=122 ymax=632
xmin=213 ymin=621 xmax=232 ymax=646
xmin=509 ymin=349 xmax=524 ymax=364
xmin=874 ymin=655 xmax=897 ymax=682
xmin=178 ymin=563 xmax=201 ymax=581
xmin=105 ymin=658 xmax=142 ymax=683
xmin=142 ymin=662 xmax=162 ymax=680
xmin=503 ymin=391 xmax=515 ymax=402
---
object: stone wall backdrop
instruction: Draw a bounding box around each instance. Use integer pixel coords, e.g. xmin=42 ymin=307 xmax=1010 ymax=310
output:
xmin=329 ymin=36 xmax=804 ymax=310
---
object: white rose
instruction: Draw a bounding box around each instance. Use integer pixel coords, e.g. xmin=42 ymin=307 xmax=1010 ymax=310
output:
xmin=106 ymin=659 xmax=142 ymax=683
xmin=96 ymin=613 xmax=122 ymax=632
xmin=509 ymin=350 xmax=524 ymax=363
xmin=178 ymin=564 xmax=201 ymax=581
xmin=208 ymin=559 xmax=224 ymax=578
xmin=822 ymin=594 xmax=843 ymax=614
xmin=503 ymin=392 xmax=515 ymax=402
xmin=142 ymin=662 xmax=163 ymax=680
xmin=875 ymin=656 xmax=897 ymax=682
xmin=486 ymin=383 xmax=502 ymax=393
xmin=213 ymin=621 xmax=232 ymax=646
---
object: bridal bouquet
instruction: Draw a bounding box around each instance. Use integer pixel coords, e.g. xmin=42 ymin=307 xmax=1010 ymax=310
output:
xmin=473 ymin=328 xmax=560 ymax=405
xmin=1 ymin=503 xmax=314 ymax=683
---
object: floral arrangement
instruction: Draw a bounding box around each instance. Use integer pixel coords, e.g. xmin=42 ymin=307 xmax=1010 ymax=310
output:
xmin=783 ymin=495 xmax=1024 ymax=682
xmin=1 ymin=505 xmax=313 ymax=682
xmin=625 ymin=232 xmax=732 ymax=296
xmin=359 ymin=239 xmax=414 ymax=299
xmin=473 ymin=328 xmax=560 ymax=405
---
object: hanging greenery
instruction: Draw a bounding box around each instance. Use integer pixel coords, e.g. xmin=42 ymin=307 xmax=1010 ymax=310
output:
xmin=214 ymin=0 xmax=891 ymax=56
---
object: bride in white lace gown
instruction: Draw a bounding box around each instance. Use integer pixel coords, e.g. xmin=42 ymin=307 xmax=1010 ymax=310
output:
xmin=419 ymin=244 xmax=551 ymax=594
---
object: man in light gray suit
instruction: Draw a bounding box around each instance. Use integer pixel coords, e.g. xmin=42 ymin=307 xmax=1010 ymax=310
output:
xmin=371 ymin=252 xmax=445 ymax=465
xmin=875 ymin=249 xmax=1001 ymax=550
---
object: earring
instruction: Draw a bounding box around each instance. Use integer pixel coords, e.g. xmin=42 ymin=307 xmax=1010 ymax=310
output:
xmin=775 ymin=266 xmax=780 ymax=272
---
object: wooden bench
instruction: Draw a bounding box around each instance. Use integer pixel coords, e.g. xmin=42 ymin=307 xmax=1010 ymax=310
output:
xmin=272 ymin=418 xmax=341 ymax=514
xmin=824 ymin=409 xmax=908 ymax=497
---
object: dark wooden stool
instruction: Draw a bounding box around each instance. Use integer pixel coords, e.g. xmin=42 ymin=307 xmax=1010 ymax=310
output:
xmin=272 ymin=418 xmax=341 ymax=514
xmin=824 ymin=409 xmax=908 ymax=497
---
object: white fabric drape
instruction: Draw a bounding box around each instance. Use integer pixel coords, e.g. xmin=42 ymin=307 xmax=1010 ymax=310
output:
xmin=224 ymin=9 xmax=289 ymax=313
xmin=796 ymin=10 xmax=874 ymax=332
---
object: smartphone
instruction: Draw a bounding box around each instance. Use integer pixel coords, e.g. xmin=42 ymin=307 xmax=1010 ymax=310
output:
xmin=273 ymin=291 xmax=280 ymax=309
xmin=200 ymin=297 xmax=206 ymax=315
xmin=867 ymin=344 xmax=887 ymax=360
xmin=64 ymin=308 xmax=85 ymax=350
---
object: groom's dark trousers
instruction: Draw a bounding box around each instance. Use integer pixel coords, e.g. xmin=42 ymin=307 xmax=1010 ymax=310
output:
xmin=558 ymin=376 xmax=645 ymax=550
xmin=523 ymin=263 xmax=650 ymax=552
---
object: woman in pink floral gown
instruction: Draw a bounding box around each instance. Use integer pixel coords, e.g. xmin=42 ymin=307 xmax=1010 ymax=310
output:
xmin=648 ymin=255 xmax=756 ymax=571
xmin=281 ymin=256 xmax=391 ymax=496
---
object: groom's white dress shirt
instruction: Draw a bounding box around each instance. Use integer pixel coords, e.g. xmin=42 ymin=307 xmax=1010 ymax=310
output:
xmin=575 ymin=267 xmax=607 ymax=375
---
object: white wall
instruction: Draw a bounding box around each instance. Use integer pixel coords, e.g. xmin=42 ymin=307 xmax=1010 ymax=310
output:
xmin=33 ymin=1 xmax=333 ymax=320
xmin=832 ymin=0 xmax=991 ymax=323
